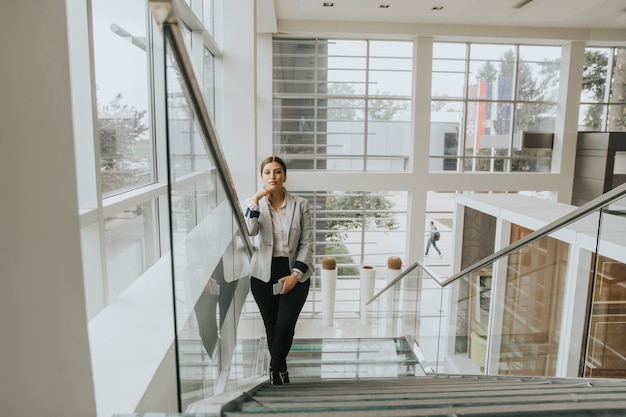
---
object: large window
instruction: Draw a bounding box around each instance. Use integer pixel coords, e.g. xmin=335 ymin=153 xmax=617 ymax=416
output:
xmin=293 ymin=191 xmax=408 ymax=316
xmin=85 ymin=0 xmax=220 ymax=317
xmin=305 ymin=190 xmax=407 ymax=268
xmin=92 ymin=0 xmax=155 ymax=196
xmin=431 ymin=43 xmax=561 ymax=173
xmin=273 ymin=39 xmax=413 ymax=171
xmin=579 ymin=47 xmax=626 ymax=132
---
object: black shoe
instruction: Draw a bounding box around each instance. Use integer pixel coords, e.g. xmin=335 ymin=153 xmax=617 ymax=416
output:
xmin=270 ymin=369 xmax=283 ymax=386
xmin=280 ymin=371 xmax=290 ymax=384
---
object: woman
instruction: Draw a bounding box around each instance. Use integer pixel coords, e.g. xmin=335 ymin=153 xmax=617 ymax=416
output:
xmin=244 ymin=156 xmax=315 ymax=385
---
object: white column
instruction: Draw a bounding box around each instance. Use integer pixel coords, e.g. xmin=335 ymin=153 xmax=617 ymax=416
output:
xmin=360 ymin=265 xmax=377 ymax=324
xmin=0 ymin=1 xmax=97 ymax=416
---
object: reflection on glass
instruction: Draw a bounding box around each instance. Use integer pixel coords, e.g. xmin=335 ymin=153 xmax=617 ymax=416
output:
xmin=92 ymin=0 xmax=154 ymax=196
xmin=163 ymin=33 xmax=255 ymax=405
xmin=498 ymin=227 xmax=568 ymax=376
xmin=104 ymin=200 xmax=158 ymax=300
xmin=584 ymin=254 xmax=626 ymax=378
xmin=167 ymin=50 xmax=194 ymax=176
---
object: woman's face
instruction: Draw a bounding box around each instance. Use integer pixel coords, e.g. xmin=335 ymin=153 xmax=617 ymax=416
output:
xmin=261 ymin=161 xmax=285 ymax=191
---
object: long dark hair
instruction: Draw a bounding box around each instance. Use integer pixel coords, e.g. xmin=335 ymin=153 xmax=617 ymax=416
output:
xmin=260 ymin=156 xmax=287 ymax=176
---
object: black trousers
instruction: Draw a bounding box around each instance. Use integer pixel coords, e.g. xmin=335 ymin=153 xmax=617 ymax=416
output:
xmin=251 ymin=257 xmax=310 ymax=373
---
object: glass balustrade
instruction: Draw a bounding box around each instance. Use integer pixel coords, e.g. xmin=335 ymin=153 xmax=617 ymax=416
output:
xmin=150 ymin=0 xmax=626 ymax=411
xmin=367 ymin=190 xmax=626 ymax=380
xmin=156 ymin=4 xmax=263 ymax=409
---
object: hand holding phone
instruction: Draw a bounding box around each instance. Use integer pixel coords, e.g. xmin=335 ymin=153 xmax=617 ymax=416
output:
xmin=272 ymin=281 xmax=284 ymax=295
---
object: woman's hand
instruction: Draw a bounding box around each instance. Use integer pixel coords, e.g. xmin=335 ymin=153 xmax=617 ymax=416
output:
xmin=278 ymin=273 xmax=299 ymax=294
xmin=252 ymin=186 xmax=268 ymax=205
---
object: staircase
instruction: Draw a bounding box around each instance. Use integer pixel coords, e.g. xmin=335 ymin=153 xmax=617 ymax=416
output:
xmin=280 ymin=337 xmax=424 ymax=379
xmin=222 ymin=374 xmax=626 ymax=416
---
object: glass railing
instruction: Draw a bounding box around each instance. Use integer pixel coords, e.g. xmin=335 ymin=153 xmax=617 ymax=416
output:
xmin=149 ymin=0 xmax=263 ymax=411
xmin=366 ymin=261 xmax=443 ymax=375
xmin=368 ymin=183 xmax=626 ymax=379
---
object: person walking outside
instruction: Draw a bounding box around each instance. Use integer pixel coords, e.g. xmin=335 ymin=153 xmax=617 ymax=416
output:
xmin=244 ymin=156 xmax=315 ymax=385
xmin=425 ymin=220 xmax=442 ymax=258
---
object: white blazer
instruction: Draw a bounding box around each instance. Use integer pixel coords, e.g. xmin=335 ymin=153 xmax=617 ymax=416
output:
xmin=245 ymin=191 xmax=315 ymax=283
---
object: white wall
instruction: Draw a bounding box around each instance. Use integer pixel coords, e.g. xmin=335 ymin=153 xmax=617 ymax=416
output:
xmin=0 ymin=1 xmax=97 ymax=416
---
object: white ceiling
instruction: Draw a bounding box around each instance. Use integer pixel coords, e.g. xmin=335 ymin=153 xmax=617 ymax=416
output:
xmin=273 ymin=0 xmax=626 ymax=30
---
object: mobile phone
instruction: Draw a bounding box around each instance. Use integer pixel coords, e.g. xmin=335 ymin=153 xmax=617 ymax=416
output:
xmin=272 ymin=282 xmax=284 ymax=295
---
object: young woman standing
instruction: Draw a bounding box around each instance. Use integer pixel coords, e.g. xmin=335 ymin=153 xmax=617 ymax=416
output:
xmin=244 ymin=156 xmax=315 ymax=385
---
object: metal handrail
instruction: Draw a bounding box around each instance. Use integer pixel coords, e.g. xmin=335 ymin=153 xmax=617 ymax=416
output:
xmin=149 ymin=0 xmax=253 ymax=257
xmin=366 ymin=261 xmax=442 ymax=305
xmin=440 ymin=182 xmax=626 ymax=287
xmin=365 ymin=182 xmax=626 ymax=310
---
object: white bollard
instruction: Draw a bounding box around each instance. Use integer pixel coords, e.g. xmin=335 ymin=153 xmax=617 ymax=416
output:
xmin=321 ymin=256 xmax=337 ymax=326
xmin=360 ymin=265 xmax=376 ymax=325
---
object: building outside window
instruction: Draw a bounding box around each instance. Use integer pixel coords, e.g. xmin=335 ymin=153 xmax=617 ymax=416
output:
xmin=272 ymin=38 xmax=413 ymax=171
xmin=430 ymin=42 xmax=561 ymax=173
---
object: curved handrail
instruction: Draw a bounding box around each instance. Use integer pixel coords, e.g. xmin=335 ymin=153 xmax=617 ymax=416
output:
xmin=439 ymin=182 xmax=626 ymax=287
xmin=149 ymin=0 xmax=253 ymax=257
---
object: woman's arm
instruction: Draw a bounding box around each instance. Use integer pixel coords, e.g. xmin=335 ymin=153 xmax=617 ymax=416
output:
xmin=244 ymin=188 xmax=268 ymax=236
xmin=293 ymin=199 xmax=315 ymax=275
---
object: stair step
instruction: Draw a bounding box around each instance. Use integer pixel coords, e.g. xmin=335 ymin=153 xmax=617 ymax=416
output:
xmin=222 ymin=375 xmax=626 ymax=416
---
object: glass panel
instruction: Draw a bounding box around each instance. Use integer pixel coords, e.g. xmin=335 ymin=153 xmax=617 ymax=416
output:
xmin=515 ymin=103 xmax=556 ymax=135
xmin=582 ymin=195 xmax=626 ymax=379
xmin=498 ymin=228 xmax=568 ymax=376
xmin=432 ymin=42 xmax=467 ymax=99
xmin=607 ymin=104 xmax=626 ymax=132
xmin=296 ymin=191 xmax=407 ymax=317
xmin=203 ymin=0 xmax=214 ymax=34
xmin=578 ymin=103 xmax=607 ymax=131
xmin=517 ymin=45 xmax=560 ymax=102
xmin=583 ymin=254 xmax=626 ymax=378
xmin=581 ymin=48 xmax=610 ymax=103
xmin=429 ymin=100 xmax=464 ymax=170
xmin=431 ymin=42 xmax=559 ymax=172
xmin=367 ymin=263 xmax=445 ymax=374
xmin=609 ymin=48 xmax=626 ymax=105
xmin=203 ymin=47 xmax=215 ymax=120
xmin=511 ymin=149 xmax=553 ymax=172
xmin=167 ymin=50 xmax=194 ymax=176
xmin=163 ymin=31 xmax=256 ymax=407
xmin=92 ymin=0 xmax=154 ymax=196
xmin=468 ymin=44 xmax=516 ymax=101
xmin=104 ymin=200 xmax=159 ymax=300
xmin=465 ymin=101 xmax=513 ymax=171
xmin=273 ymin=38 xmax=412 ymax=171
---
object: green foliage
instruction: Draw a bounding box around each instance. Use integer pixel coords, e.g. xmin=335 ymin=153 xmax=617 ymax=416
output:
xmin=324 ymin=192 xmax=398 ymax=242
xmin=582 ymin=50 xmax=608 ymax=101
xmin=99 ymin=93 xmax=149 ymax=153
xmin=327 ymin=83 xmax=407 ymax=121
xmin=476 ymin=60 xmax=498 ymax=81
xmin=581 ymin=48 xmax=626 ymax=131
xmin=98 ymin=93 xmax=150 ymax=194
